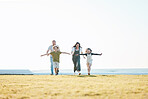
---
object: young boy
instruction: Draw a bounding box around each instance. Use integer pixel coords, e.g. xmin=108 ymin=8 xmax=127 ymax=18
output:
xmin=41 ymin=45 xmax=70 ymax=75
xmin=79 ymin=48 xmax=102 ymax=75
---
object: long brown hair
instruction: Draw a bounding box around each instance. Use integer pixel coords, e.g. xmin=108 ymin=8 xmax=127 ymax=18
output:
xmin=73 ymin=42 xmax=82 ymax=48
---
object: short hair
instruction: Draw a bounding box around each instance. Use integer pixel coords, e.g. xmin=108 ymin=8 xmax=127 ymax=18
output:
xmin=52 ymin=40 xmax=56 ymax=42
xmin=53 ymin=45 xmax=59 ymax=49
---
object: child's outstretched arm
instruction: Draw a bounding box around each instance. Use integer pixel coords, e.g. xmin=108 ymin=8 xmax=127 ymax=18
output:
xmin=79 ymin=54 xmax=87 ymax=55
xmin=91 ymin=53 xmax=102 ymax=55
xmin=40 ymin=53 xmax=50 ymax=57
xmin=61 ymin=52 xmax=70 ymax=55
xmin=79 ymin=53 xmax=86 ymax=59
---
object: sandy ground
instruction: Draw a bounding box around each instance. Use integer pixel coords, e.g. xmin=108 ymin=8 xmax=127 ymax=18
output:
xmin=0 ymin=75 xmax=148 ymax=99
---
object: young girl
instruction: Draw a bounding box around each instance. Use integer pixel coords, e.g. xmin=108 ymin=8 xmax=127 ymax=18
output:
xmin=80 ymin=48 xmax=102 ymax=75
xmin=41 ymin=45 xmax=70 ymax=75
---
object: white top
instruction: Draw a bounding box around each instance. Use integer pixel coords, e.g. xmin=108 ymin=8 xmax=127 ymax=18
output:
xmin=87 ymin=54 xmax=93 ymax=63
xmin=71 ymin=47 xmax=83 ymax=55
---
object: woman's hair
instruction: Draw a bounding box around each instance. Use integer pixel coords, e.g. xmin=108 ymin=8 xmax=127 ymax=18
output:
xmin=73 ymin=42 xmax=82 ymax=48
xmin=85 ymin=48 xmax=92 ymax=53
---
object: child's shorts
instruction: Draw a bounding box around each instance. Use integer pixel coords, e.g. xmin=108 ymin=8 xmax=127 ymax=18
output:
xmin=87 ymin=62 xmax=92 ymax=66
xmin=53 ymin=62 xmax=59 ymax=69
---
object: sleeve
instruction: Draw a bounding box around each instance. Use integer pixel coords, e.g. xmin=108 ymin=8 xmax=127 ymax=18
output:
xmin=79 ymin=54 xmax=87 ymax=56
xmin=91 ymin=53 xmax=102 ymax=55
xmin=71 ymin=47 xmax=75 ymax=55
xmin=50 ymin=52 xmax=53 ymax=55
xmin=80 ymin=47 xmax=83 ymax=54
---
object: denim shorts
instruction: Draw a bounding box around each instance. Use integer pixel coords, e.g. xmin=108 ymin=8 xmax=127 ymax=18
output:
xmin=53 ymin=62 xmax=59 ymax=69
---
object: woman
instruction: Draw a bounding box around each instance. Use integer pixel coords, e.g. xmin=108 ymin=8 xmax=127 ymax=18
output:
xmin=71 ymin=42 xmax=84 ymax=75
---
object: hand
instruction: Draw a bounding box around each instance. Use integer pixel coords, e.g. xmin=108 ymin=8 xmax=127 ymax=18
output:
xmin=75 ymin=54 xmax=79 ymax=56
xmin=47 ymin=54 xmax=49 ymax=56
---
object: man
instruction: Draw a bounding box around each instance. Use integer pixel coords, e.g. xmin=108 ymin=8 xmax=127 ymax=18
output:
xmin=46 ymin=40 xmax=59 ymax=75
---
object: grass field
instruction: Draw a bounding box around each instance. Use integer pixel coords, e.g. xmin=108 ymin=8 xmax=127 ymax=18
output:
xmin=0 ymin=75 xmax=148 ymax=99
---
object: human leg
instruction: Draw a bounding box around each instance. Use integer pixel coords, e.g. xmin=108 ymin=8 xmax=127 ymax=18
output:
xmin=72 ymin=57 xmax=77 ymax=73
xmin=77 ymin=57 xmax=81 ymax=75
xmin=53 ymin=62 xmax=59 ymax=75
xmin=87 ymin=63 xmax=92 ymax=75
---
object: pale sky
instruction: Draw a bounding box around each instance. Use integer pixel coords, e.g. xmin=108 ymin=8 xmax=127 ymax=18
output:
xmin=0 ymin=0 xmax=148 ymax=70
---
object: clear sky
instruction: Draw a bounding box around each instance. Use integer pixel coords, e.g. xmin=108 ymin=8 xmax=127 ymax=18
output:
xmin=0 ymin=0 xmax=148 ymax=70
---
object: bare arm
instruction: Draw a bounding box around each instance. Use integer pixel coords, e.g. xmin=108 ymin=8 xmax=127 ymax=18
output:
xmin=61 ymin=52 xmax=70 ymax=55
xmin=71 ymin=47 xmax=74 ymax=55
xmin=80 ymin=49 xmax=86 ymax=59
xmin=46 ymin=50 xmax=49 ymax=54
xmin=41 ymin=53 xmax=50 ymax=57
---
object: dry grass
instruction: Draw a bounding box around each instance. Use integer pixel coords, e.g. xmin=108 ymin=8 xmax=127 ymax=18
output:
xmin=0 ymin=75 xmax=148 ymax=99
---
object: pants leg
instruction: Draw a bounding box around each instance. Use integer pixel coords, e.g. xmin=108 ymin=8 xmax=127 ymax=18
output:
xmin=77 ymin=57 xmax=81 ymax=71
xmin=74 ymin=61 xmax=77 ymax=72
xmin=50 ymin=56 xmax=54 ymax=74
xmin=72 ymin=56 xmax=77 ymax=72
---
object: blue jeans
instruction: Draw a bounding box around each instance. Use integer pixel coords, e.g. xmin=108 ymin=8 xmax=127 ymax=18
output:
xmin=50 ymin=55 xmax=54 ymax=74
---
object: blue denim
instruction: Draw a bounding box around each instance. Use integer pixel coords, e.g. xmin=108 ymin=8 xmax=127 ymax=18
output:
xmin=50 ymin=55 xmax=54 ymax=74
